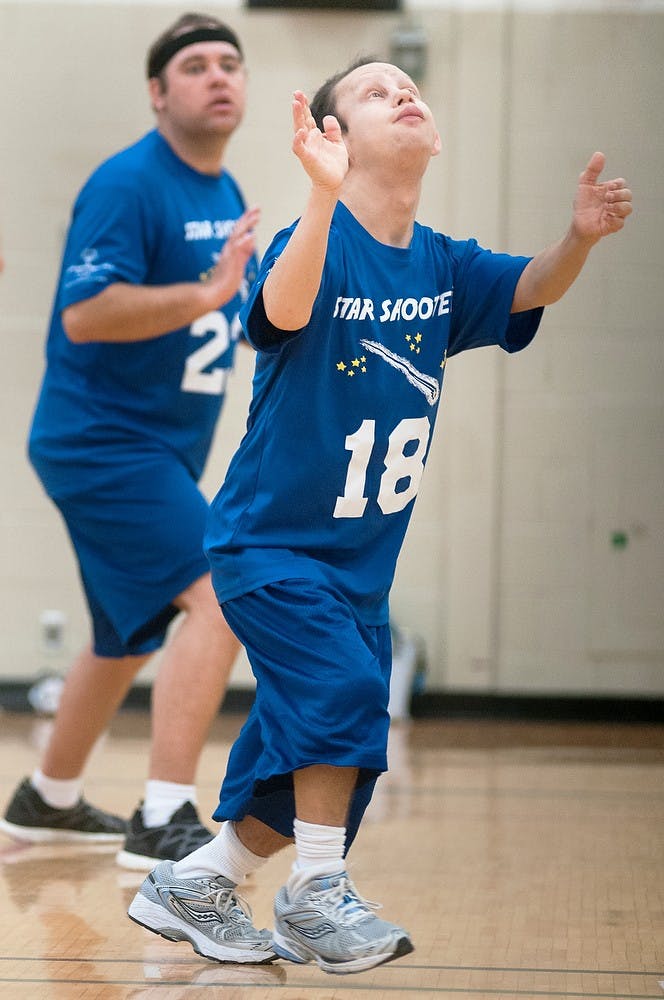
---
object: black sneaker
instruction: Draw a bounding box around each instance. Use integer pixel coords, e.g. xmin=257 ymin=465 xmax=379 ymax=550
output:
xmin=116 ymin=801 xmax=215 ymax=871
xmin=0 ymin=778 xmax=126 ymax=844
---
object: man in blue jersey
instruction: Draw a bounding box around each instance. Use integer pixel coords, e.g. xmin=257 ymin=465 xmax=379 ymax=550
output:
xmin=128 ymin=61 xmax=633 ymax=971
xmin=1 ymin=13 xmax=264 ymax=885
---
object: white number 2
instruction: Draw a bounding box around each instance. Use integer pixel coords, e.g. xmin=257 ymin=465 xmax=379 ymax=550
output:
xmin=333 ymin=416 xmax=431 ymax=518
xmin=181 ymin=310 xmax=240 ymax=395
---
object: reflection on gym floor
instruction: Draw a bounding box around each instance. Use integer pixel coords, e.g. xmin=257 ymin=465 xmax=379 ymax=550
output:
xmin=1 ymin=710 xmax=663 ymax=999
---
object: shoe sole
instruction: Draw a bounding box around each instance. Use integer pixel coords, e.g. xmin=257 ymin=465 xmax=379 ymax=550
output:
xmin=271 ymin=929 xmax=414 ymax=974
xmin=127 ymin=893 xmax=277 ymax=965
xmin=0 ymin=818 xmax=124 ymax=844
xmin=116 ymin=848 xmax=163 ymax=871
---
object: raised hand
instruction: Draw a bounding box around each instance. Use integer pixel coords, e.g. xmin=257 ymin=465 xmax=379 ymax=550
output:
xmin=572 ymin=152 xmax=633 ymax=242
xmin=207 ymin=205 xmax=260 ymax=307
xmin=291 ymin=90 xmax=348 ymax=194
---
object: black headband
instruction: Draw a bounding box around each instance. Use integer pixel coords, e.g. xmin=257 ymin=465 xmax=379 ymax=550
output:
xmin=147 ymin=26 xmax=243 ymax=79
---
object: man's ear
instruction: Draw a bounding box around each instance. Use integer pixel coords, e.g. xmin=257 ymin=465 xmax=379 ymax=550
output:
xmin=148 ymin=76 xmax=166 ymax=113
xmin=431 ymin=130 xmax=442 ymax=157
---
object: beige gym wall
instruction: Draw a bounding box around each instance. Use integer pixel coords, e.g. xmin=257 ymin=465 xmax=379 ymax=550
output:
xmin=0 ymin=2 xmax=661 ymax=697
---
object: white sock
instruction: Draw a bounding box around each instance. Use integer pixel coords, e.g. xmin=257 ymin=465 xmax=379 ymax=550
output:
xmin=288 ymin=818 xmax=346 ymax=896
xmin=31 ymin=769 xmax=82 ymax=810
xmin=142 ymin=780 xmax=196 ymax=828
xmin=173 ymin=820 xmax=269 ymax=883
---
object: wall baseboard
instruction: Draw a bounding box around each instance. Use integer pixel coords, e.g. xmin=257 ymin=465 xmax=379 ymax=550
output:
xmin=410 ymin=691 xmax=664 ymax=724
xmin=0 ymin=681 xmax=661 ymax=724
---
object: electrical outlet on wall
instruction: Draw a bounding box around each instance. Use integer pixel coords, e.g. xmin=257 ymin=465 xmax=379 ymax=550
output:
xmin=39 ymin=609 xmax=66 ymax=653
xmin=469 ymin=657 xmax=493 ymax=686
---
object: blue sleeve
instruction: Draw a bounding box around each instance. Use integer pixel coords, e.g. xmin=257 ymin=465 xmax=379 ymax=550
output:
xmin=447 ymin=238 xmax=543 ymax=358
xmin=58 ymin=166 xmax=154 ymax=310
xmin=240 ymin=223 xmax=305 ymax=353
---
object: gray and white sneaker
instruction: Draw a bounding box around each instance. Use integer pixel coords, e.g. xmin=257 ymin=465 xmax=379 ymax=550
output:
xmin=272 ymin=870 xmax=413 ymax=974
xmin=127 ymin=860 xmax=276 ymax=964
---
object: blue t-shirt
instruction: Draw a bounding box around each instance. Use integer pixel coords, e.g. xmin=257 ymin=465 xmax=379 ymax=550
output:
xmin=205 ymin=201 xmax=542 ymax=624
xmin=29 ymin=129 xmax=257 ymax=495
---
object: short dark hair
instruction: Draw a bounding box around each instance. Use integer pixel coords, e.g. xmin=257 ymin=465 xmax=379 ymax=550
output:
xmin=309 ymin=56 xmax=378 ymax=132
xmin=146 ymin=12 xmax=243 ymax=81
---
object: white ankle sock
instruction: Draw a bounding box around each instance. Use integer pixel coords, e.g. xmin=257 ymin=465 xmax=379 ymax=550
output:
xmin=288 ymin=818 xmax=346 ymax=895
xmin=142 ymin=780 xmax=196 ymax=828
xmin=31 ymin=769 xmax=82 ymax=810
xmin=173 ymin=820 xmax=268 ymax=883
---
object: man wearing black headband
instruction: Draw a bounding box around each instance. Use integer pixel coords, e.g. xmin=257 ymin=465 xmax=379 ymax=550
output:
xmin=147 ymin=21 xmax=244 ymax=79
xmin=2 ymin=16 xmax=267 ymax=947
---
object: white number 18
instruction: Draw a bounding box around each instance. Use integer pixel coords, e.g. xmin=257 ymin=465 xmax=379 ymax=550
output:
xmin=333 ymin=416 xmax=431 ymax=518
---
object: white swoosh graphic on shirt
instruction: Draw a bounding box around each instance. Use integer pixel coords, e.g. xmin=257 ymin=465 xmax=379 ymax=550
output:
xmin=359 ymin=339 xmax=440 ymax=406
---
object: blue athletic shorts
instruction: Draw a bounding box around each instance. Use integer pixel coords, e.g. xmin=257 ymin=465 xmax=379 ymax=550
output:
xmin=47 ymin=453 xmax=210 ymax=657
xmin=214 ymin=578 xmax=392 ymax=847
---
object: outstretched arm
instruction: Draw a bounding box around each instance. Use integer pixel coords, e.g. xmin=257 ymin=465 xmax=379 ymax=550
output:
xmin=511 ymin=152 xmax=632 ymax=313
xmin=262 ymin=91 xmax=349 ymax=331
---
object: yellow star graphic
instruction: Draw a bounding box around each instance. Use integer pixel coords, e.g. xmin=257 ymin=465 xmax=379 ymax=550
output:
xmin=352 ymin=358 xmax=360 ymax=367
xmin=405 ymin=334 xmax=411 ymax=342
xmin=360 ymin=356 xmax=366 ymax=363
xmin=347 ymin=370 xmax=355 ymax=377
xmin=415 ymin=332 xmax=422 ymax=343
xmin=337 ymin=361 xmax=346 ymax=372
xmin=410 ymin=343 xmax=416 ymax=351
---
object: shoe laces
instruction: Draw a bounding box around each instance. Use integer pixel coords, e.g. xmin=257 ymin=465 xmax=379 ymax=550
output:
xmin=210 ymin=883 xmax=254 ymax=925
xmin=317 ymin=875 xmax=380 ymax=928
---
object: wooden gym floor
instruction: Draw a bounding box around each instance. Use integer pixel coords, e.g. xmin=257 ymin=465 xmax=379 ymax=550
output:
xmin=0 ymin=709 xmax=663 ymax=999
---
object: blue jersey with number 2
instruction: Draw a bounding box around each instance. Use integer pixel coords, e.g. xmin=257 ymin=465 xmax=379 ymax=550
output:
xmin=29 ymin=129 xmax=256 ymax=495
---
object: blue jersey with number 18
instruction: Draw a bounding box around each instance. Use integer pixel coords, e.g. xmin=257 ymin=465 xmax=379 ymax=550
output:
xmin=29 ymin=129 xmax=256 ymax=497
xmin=205 ymin=201 xmax=542 ymax=625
